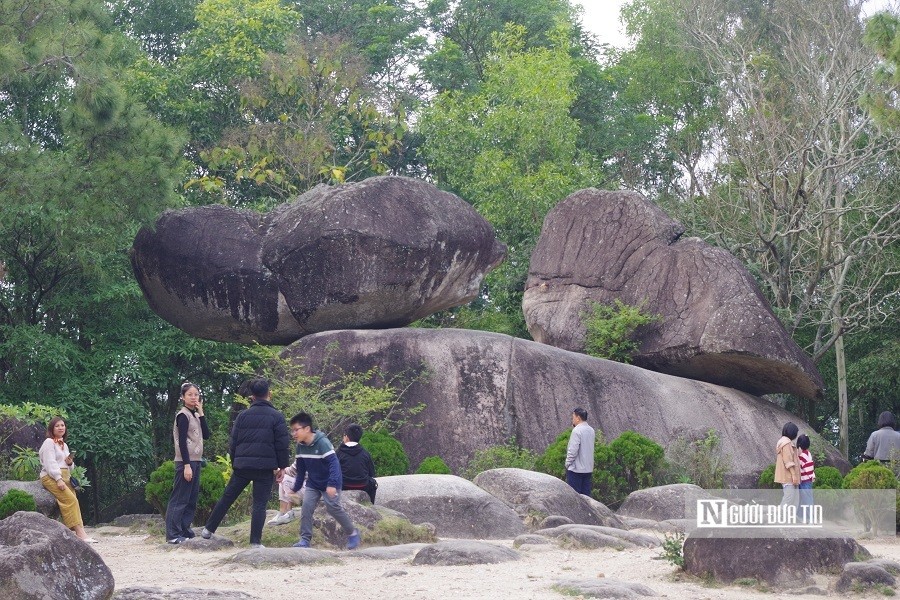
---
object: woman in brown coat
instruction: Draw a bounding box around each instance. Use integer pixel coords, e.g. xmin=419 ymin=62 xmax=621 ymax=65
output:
xmin=774 ymin=421 xmax=800 ymax=507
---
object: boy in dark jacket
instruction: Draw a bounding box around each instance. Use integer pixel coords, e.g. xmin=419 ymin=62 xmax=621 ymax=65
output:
xmin=290 ymin=412 xmax=360 ymax=549
xmin=337 ymin=423 xmax=377 ymax=504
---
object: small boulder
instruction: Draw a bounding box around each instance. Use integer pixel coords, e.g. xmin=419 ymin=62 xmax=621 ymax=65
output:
xmin=312 ymin=496 xmax=380 ymax=548
xmin=353 ymin=543 xmax=429 ymax=560
xmin=683 ymin=531 xmax=870 ymax=584
xmin=412 ymin=540 xmax=520 ymax=566
xmin=228 ymin=547 xmax=340 ymax=566
xmin=179 ymin=534 xmax=234 ymax=551
xmin=114 ymin=588 xmax=256 ymax=600
xmin=473 ymin=468 xmax=625 ymax=529
xmin=552 ymin=578 xmax=656 ymax=599
xmin=539 ymin=515 xmax=573 ymax=529
xmin=836 ymin=562 xmax=896 ymax=592
xmin=0 ymin=512 xmax=114 ymax=600
xmin=375 ymin=475 xmax=526 ymax=539
xmin=617 ymin=484 xmax=711 ymax=522
xmin=535 ymin=524 xmax=659 ymax=549
xmin=513 ymin=534 xmax=551 ymax=548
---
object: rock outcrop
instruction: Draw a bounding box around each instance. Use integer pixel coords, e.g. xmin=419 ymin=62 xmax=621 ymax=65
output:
xmin=617 ymin=484 xmax=712 ymax=522
xmin=131 ymin=176 xmax=505 ymax=344
xmin=522 ymin=188 xmax=823 ymax=399
xmin=0 ymin=481 xmax=60 ymax=519
xmin=286 ymin=328 xmax=848 ymax=486
xmin=411 ymin=540 xmax=520 ymax=566
xmin=0 ymin=512 xmax=114 ymax=600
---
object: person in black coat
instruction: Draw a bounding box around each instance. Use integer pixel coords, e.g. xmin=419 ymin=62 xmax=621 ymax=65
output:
xmin=201 ymin=378 xmax=291 ymax=547
xmin=337 ymin=423 xmax=377 ymax=504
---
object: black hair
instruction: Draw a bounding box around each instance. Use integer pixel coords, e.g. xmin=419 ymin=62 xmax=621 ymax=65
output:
xmin=781 ymin=421 xmax=799 ymax=440
xmin=345 ymin=423 xmax=363 ymax=443
xmin=247 ymin=378 xmax=270 ymax=399
xmin=796 ymin=434 xmax=811 ymax=450
xmin=290 ymin=412 xmax=313 ymax=429
xmin=180 ymin=381 xmax=200 ymax=397
xmin=877 ymin=411 xmax=896 ymax=429
xmin=573 ymin=407 xmax=588 ymax=422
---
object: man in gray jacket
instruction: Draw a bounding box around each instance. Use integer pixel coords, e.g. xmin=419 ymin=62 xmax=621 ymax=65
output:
xmin=565 ymin=407 xmax=595 ymax=495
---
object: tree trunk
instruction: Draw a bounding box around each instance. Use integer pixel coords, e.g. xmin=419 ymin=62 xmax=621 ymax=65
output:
xmin=835 ymin=330 xmax=848 ymax=458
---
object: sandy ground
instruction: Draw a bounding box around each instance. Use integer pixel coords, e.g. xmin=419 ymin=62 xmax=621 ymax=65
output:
xmin=90 ymin=524 xmax=900 ymax=599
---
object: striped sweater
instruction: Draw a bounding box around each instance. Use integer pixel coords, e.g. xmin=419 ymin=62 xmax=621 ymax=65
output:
xmin=291 ymin=430 xmax=342 ymax=492
xmin=798 ymin=449 xmax=815 ymax=483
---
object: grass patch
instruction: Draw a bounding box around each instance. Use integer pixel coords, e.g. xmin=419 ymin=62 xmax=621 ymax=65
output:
xmin=363 ymin=517 xmax=437 ymax=546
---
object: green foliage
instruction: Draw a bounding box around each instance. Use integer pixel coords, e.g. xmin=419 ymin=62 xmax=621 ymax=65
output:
xmin=70 ymin=465 xmax=91 ymax=490
xmin=145 ymin=460 xmax=227 ymax=524
xmin=843 ymin=461 xmax=897 ymax=490
xmin=8 ymin=446 xmax=41 ymax=481
xmin=415 ymin=456 xmax=452 ymax=475
xmin=360 ymin=431 xmax=409 ymax=477
xmin=0 ymin=489 xmax=37 ymax=519
xmin=660 ymin=532 xmax=685 ymax=568
xmin=665 ymin=429 xmax=732 ymax=489
xmin=462 ymin=440 xmax=539 ymax=480
xmin=814 ymin=466 xmax=844 ymax=490
xmin=757 ymin=464 xmax=778 ymax=489
xmin=581 ymin=300 xmax=660 ymax=363
xmin=362 ymin=516 xmax=437 ymax=546
xmin=594 ymin=431 xmax=666 ymax=507
xmin=222 ymin=342 xmax=428 ymax=439
xmin=0 ymin=404 xmax=66 ymax=426
xmin=534 ymin=430 xmax=574 ymax=481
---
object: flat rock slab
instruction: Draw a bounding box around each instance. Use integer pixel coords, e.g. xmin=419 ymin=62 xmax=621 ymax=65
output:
xmin=351 ymin=543 xmax=429 ymax=560
xmin=617 ymin=516 xmax=685 ymax=534
xmin=0 ymin=511 xmax=114 ymax=600
xmin=131 ymin=176 xmax=505 ymax=344
xmin=176 ymin=536 xmax=234 ymax=551
xmin=551 ymin=577 xmax=657 ymax=599
xmin=513 ymin=534 xmax=552 ymax=548
xmin=683 ymin=533 xmax=870 ymax=584
xmin=523 ymin=188 xmax=823 ymax=399
xmin=412 ymin=541 xmax=520 ymax=566
xmin=114 ymin=587 xmax=257 ymax=600
xmin=535 ymin=524 xmax=659 ymax=549
xmin=617 ymin=484 xmax=712 ymax=521
xmin=837 ymin=562 xmax=897 ymax=591
xmin=228 ymin=547 xmax=340 ymax=567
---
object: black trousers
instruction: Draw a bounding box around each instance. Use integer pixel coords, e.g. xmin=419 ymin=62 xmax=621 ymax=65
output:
xmin=165 ymin=460 xmax=201 ymax=540
xmin=204 ymin=468 xmax=274 ymax=545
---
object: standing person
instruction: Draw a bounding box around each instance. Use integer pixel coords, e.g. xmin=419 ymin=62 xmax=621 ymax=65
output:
xmin=201 ymin=378 xmax=291 ymax=548
xmin=337 ymin=423 xmax=377 ymax=504
xmin=796 ymin=434 xmax=815 ymax=523
xmin=165 ymin=382 xmax=211 ymax=544
xmin=289 ymin=412 xmax=360 ymax=549
xmin=39 ymin=417 xmax=95 ymax=543
xmin=565 ymin=407 xmax=595 ymax=496
xmin=862 ymin=411 xmax=900 ymax=463
xmin=774 ymin=422 xmax=800 ymax=508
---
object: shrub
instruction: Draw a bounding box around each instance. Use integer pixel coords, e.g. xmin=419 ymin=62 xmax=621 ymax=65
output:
xmin=461 ymin=441 xmax=538 ymax=479
xmin=594 ymin=431 xmax=666 ymax=507
xmin=843 ymin=460 xmax=897 ymax=490
xmin=8 ymin=445 xmax=40 ymax=480
xmin=814 ymin=466 xmax=843 ymax=490
xmin=145 ymin=461 xmax=227 ymax=524
xmin=757 ymin=464 xmax=778 ymax=489
xmin=360 ymin=431 xmax=409 ymax=476
xmin=581 ymin=299 xmax=660 ymax=363
xmin=0 ymin=488 xmax=37 ymax=519
xmin=416 ymin=456 xmax=452 ymax=475
xmin=665 ymin=429 xmax=731 ymax=489
xmin=534 ymin=431 xmax=572 ymax=481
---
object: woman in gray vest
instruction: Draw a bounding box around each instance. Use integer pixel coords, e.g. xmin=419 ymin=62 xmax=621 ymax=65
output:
xmin=166 ymin=382 xmax=211 ymax=544
xmin=863 ymin=411 xmax=900 ymax=464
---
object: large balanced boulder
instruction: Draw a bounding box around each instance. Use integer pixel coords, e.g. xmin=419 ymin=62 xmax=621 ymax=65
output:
xmin=0 ymin=511 xmax=114 ymax=600
xmin=374 ymin=475 xmax=526 ymax=539
xmin=286 ymin=328 xmax=848 ymax=486
xmin=131 ymin=176 xmax=505 ymax=344
xmin=683 ymin=531 xmax=870 ymax=584
xmin=473 ymin=468 xmax=624 ymax=528
xmin=522 ymin=188 xmax=823 ymax=399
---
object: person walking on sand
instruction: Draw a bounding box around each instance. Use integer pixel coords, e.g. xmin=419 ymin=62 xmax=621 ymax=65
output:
xmin=165 ymin=382 xmax=211 ymax=544
xmin=565 ymin=407 xmax=595 ymax=496
xmin=201 ymin=378 xmax=291 ymax=548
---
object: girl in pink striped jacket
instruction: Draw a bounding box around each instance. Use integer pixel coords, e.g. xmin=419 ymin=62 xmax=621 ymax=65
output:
xmin=797 ymin=434 xmax=815 ymax=523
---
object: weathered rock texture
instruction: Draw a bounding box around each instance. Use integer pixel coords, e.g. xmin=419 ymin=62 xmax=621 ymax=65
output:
xmin=683 ymin=532 xmax=870 ymax=584
xmin=286 ymin=328 xmax=848 ymax=487
xmin=411 ymin=540 xmax=520 ymax=566
xmin=617 ymin=484 xmax=712 ymax=522
xmin=0 ymin=481 xmax=60 ymax=519
xmin=0 ymin=512 xmax=114 ymax=600
xmin=131 ymin=176 xmax=505 ymax=344
xmin=522 ymin=188 xmax=823 ymax=399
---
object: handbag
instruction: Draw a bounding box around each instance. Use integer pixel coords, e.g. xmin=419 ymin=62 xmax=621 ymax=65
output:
xmin=69 ymin=471 xmax=83 ymax=492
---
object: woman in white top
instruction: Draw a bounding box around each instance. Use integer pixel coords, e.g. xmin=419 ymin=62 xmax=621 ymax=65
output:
xmin=39 ymin=416 xmax=95 ymax=543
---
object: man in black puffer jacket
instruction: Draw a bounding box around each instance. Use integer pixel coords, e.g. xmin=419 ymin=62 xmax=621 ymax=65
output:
xmin=201 ymin=378 xmax=291 ymax=547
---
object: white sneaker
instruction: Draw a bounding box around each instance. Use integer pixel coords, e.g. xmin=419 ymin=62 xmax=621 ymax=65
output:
xmin=268 ymin=511 xmax=295 ymax=526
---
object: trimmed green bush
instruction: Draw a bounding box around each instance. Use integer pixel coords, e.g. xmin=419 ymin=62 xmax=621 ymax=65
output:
xmin=461 ymin=441 xmax=538 ymax=479
xmin=360 ymin=431 xmax=409 ymax=476
xmin=415 ymin=456 xmax=452 ymax=474
xmin=0 ymin=488 xmax=37 ymax=519
xmin=843 ymin=460 xmax=897 ymax=490
xmin=594 ymin=431 xmax=666 ymax=507
xmin=814 ymin=466 xmax=843 ymax=489
xmin=757 ymin=464 xmax=778 ymax=489
xmin=145 ymin=461 xmax=227 ymax=524
xmin=534 ymin=430 xmax=572 ymax=481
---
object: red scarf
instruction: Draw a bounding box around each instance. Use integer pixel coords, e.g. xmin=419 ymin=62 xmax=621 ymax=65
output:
xmin=54 ymin=438 xmax=65 ymax=449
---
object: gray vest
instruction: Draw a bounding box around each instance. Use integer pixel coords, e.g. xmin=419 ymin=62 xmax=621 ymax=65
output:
xmin=173 ymin=407 xmax=203 ymax=462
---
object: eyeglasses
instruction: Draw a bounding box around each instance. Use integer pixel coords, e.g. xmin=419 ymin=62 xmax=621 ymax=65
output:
xmin=291 ymin=425 xmax=309 ymax=433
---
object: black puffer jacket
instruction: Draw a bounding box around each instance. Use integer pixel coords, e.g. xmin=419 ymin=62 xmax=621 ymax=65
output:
xmin=229 ymin=400 xmax=291 ymax=470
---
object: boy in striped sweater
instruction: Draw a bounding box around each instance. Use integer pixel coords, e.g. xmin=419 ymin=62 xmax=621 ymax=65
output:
xmin=797 ymin=434 xmax=815 ymax=524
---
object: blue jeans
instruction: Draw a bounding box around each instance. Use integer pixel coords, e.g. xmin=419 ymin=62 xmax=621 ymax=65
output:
xmin=166 ymin=460 xmax=201 ymax=540
xmin=204 ymin=468 xmax=274 ymax=545
xmin=299 ymin=487 xmax=355 ymax=544
xmin=566 ymin=470 xmax=592 ymax=496
xmin=799 ymin=481 xmax=814 ymax=523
